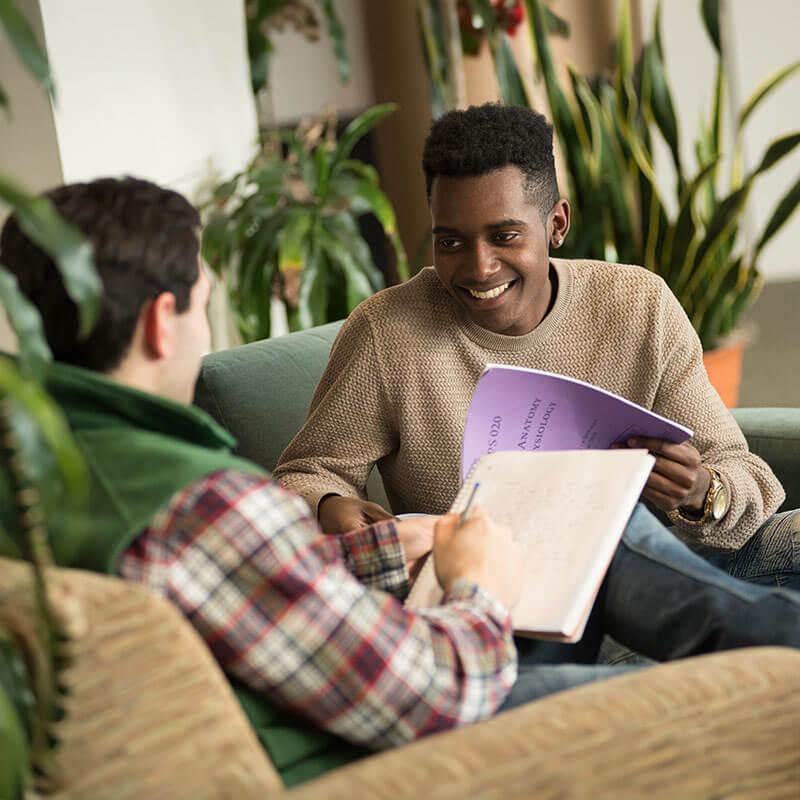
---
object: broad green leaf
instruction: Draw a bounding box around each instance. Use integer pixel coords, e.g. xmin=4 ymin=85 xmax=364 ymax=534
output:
xmin=0 ymin=0 xmax=54 ymax=98
xmin=318 ymin=228 xmax=373 ymax=311
xmin=652 ymin=0 xmax=665 ymax=61
xmin=701 ymin=0 xmax=721 ymax=53
xmin=323 ymin=213 xmax=384 ymax=291
xmin=277 ymin=209 xmax=312 ymax=275
xmin=755 ymin=175 xmax=799 ymax=257
xmin=318 ymin=0 xmax=350 ymax=84
xmin=739 ymin=61 xmax=800 ymax=129
xmin=331 ymin=103 xmax=396 ymax=173
xmin=0 ymin=267 xmax=50 ymax=378
xmin=0 ymin=177 xmax=101 ymax=339
xmin=753 ymin=131 xmax=800 ymax=175
xmin=346 ymin=174 xmax=408 ymax=280
xmin=296 ymin=242 xmax=328 ymax=329
xmin=614 ymin=0 xmax=636 ymax=125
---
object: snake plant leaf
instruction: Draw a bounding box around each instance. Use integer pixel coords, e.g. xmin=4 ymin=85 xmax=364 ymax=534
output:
xmin=614 ymin=0 xmax=636 ymax=125
xmin=318 ymin=0 xmax=350 ymax=84
xmin=701 ymin=0 xmax=721 ymax=54
xmin=0 ymin=268 xmax=50 ymax=379
xmin=738 ymin=61 xmax=800 ymax=129
xmin=543 ymin=6 xmax=569 ymax=38
xmin=330 ymin=103 xmax=397 ymax=174
xmin=490 ymin=31 xmax=530 ymax=107
xmin=0 ymin=0 xmax=54 ymax=100
xmin=0 ymin=83 xmax=8 ymax=114
xmin=753 ymin=131 xmax=800 ymax=175
xmin=0 ymin=177 xmax=101 ymax=340
xmin=640 ymin=40 xmax=682 ymax=182
xmin=663 ymin=156 xmax=720 ymax=281
xmin=416 ymin=0 xmax=454 ymax=119
xmin=755 ymin=175 xmax=799 ymax=258
xmin=684 ymin=183 xmax=750 ymax=297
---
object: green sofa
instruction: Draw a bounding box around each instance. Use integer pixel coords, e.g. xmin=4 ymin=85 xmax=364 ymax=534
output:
xmin=195 ymin=320 xmax=800 ymax=511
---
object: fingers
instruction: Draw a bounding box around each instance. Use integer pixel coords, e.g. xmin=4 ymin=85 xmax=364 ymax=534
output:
xmin=362 ymin=501 xmax=395 ymax=522
xmin=626 ymin=438 xmax=701 ymax=468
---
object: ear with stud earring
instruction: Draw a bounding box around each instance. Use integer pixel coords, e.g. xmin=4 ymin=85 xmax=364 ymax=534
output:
xmin=552 ymin=236 xmax=563 ymax=248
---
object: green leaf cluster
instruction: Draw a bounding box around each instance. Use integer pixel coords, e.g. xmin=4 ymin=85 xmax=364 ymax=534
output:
xmin=247 ymin=0 xmax=350 ymax=95
xmin=202 ymin=104 xmax=407 ymax=341
xmin=419 ymin=0 xmax=799 ymax=350
xmin=1 ymin=4 xmax=101 ymax=792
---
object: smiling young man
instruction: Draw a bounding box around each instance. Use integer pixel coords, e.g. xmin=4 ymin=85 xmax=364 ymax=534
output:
xmin=275 ymin=103 xmax=798 ymax=588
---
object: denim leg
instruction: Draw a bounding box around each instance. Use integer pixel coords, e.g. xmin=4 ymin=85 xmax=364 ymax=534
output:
xmin=691 ymin=509 xmax=800 ymax=590
xmin=603 ymin=505 xmax=800 ymax=660
xmin=499 ymin=662 xmax=641 ymax=712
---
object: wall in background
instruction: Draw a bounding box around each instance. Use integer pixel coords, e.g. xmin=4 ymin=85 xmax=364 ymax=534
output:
xmin=269 ymin=0 xmax=374 ymax=125
xmin=640 ymin=0 xmax=800 ymax=283
xmin=39 ymin=0 xmax=258 ymax=198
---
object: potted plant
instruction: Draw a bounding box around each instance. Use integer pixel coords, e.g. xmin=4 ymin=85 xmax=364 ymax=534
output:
xmin=418 ymin=0 xmax=799 ymax=405
xmin=0 ymin=3 xmax=101 ymax=793
xmin=202 ymin=105 xmax=408 ymax=341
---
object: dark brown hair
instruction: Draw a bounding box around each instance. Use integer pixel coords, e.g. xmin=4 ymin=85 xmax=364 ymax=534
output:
xmin=0 ymin=177 xmax=201 ymax=372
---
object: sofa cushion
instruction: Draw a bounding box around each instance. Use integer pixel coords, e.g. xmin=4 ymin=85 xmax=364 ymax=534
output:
xmin=195 ymin=322 xmax=343 ymax=472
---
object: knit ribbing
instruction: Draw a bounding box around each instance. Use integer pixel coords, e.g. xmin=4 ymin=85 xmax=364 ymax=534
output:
xmin=274 ymin=259 xmax=784 ymax=549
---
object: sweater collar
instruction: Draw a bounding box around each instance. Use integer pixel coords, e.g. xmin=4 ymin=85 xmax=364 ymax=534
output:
xmin=45 ymin=360 xmax=236 ymax=451
xmin=453 ymin=258 xmax=575 ymax=352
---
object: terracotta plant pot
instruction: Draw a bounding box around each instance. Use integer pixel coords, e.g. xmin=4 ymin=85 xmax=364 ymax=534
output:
xmin=703 ymin=341 xmax=745 ymax=408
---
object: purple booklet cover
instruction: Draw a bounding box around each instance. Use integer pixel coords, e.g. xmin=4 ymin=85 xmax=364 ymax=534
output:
xmin=461 ymin=364 xmax=693 ymax=481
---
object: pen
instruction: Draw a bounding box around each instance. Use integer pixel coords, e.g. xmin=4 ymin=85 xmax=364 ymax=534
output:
xmin=459 ymin=482 xmax=480 ymax=525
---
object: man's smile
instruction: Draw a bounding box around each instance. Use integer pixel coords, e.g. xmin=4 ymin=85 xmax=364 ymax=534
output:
xmin=459 ymin=279 xmax=518 ymax=307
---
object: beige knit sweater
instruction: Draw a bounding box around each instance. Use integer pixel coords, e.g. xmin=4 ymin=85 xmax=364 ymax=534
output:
xmin=274 ymin=259 xmax=784 ymax=549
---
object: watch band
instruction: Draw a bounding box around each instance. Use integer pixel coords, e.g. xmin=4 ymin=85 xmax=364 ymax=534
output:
xmin=668 ymin=466 xmax=728 ymax=526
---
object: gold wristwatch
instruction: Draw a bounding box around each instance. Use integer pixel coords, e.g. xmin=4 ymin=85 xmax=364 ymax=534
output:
xmin=669 ymin=466 xmax=730 ymax=525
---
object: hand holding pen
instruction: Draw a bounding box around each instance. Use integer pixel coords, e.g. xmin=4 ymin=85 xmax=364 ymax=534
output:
xmin=432 ymin=484 xmax=522 ymax=610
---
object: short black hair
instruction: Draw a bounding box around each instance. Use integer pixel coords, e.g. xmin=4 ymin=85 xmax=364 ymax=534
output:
xmin=0 ymin=177 xmax=201 ymax=372
xmin=422 ymin=103 xmax=559 ymax=215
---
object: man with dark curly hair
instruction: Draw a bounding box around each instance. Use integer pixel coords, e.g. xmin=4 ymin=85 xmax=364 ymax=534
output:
xmin=275 ymin=104 xmax=799 ymax=647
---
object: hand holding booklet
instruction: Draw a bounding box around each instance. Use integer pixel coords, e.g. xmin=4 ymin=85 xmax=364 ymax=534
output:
xmin=405 ymin=365 xmax=692 ymax=642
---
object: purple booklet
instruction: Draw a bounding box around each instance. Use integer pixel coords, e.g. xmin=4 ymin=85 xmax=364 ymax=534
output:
xmin=461 ymin=364 xmax=693 ymax=481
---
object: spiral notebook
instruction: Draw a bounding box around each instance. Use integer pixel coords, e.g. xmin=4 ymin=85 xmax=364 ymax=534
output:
xmin=405 ymin=448 xmax=655 ymax=642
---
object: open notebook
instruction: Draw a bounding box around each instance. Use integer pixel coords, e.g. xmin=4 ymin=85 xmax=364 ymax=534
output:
xmin=405 ymin=448 xmax=655 ymax=642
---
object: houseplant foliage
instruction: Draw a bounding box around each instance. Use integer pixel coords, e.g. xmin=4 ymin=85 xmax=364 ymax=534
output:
xmin=202 ymin=104 xmax=408 ymax=341
xmin=247 ymin=0 xmax=350 ymax=97
xmin=0 ymin=1 xmax=101 ymax=794
xmin=417 ymin=0 xmax=800 ymax=350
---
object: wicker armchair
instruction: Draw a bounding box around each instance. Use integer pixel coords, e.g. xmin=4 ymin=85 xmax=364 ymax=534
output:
xmin=2 ymin=556 xmax=799 ymax=799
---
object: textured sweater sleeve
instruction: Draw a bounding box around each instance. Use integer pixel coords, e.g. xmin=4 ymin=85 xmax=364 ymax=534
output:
xmin=273 ymin=304 xmax=397 ymax=514
xmin=652 ymin=283 xmax=784 ymax=548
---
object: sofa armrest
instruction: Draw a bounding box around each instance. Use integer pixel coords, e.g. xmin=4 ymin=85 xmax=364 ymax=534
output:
xmin=290 ymin=647 xmax=800 ymax=799
xmin=732 ymin=407 xmax=800 ymax=511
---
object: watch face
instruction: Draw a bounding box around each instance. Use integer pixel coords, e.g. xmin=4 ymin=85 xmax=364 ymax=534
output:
xmin=712 ymin=483 xmax=730 ymax=520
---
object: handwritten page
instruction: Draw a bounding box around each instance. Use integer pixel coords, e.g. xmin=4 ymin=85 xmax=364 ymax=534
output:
xmin=406 ymin=448 xmax=655 ymax=641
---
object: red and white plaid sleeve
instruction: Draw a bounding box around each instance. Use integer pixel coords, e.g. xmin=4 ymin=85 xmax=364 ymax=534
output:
xmin=119 ymin=469 xmax=517 ymax=750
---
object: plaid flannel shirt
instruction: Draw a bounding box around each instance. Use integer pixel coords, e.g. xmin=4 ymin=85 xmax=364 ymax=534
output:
xmin=119 ymin=469 xmax=517 ymax=750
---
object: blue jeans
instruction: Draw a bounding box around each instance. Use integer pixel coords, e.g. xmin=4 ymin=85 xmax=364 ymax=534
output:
xmin=499 ymin=505 xmax=800 ymax=712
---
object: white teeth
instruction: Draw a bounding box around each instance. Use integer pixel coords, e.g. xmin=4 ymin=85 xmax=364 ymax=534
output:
xmin=467 ymin=282 xmax=511 ymax=300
